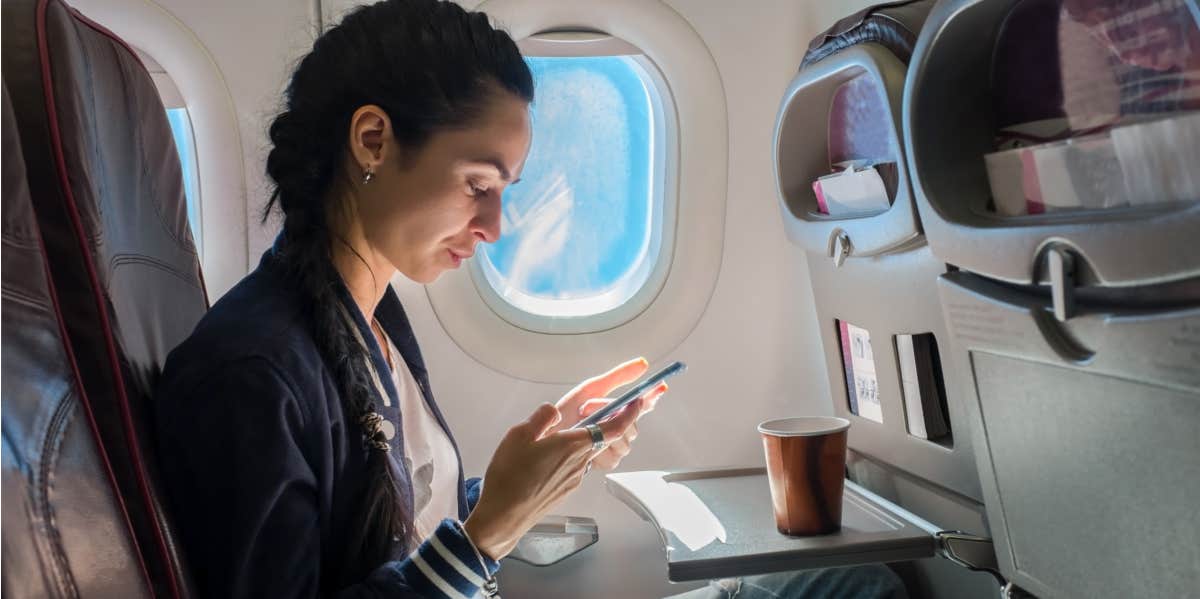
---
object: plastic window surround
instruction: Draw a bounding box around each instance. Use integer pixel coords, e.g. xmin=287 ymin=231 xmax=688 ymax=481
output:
xmin=425 ymin=0 xmax=727 ymax=383
xmin=468 ymin=32 xmax=675 ymax=333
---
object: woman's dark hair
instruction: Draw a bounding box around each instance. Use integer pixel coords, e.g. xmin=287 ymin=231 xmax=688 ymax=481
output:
xmin=262 ymin=0 xmax=533 ymax=576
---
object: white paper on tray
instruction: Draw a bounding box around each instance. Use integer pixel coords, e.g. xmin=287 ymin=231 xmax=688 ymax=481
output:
xmin=813 ymin=165 xmax=891 ymax=215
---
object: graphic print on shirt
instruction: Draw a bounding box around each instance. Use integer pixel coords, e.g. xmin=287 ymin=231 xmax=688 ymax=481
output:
xmin=403 ymin=452 xmax=435 ymax=515
xmin=380 ymin=332 xmax=462 ymax=540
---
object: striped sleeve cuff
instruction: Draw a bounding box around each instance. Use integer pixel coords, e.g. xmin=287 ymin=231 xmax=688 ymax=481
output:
xmin=401 ymin=519 xmax=501 ymax=599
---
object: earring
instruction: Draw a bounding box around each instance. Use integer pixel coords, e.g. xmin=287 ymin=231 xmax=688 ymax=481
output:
xmin=362 ymin=166 xmax=374 ymax=185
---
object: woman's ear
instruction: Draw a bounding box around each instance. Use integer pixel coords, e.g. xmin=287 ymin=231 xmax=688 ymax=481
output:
xmin=348 ymin=104 xmax=392 ymax=172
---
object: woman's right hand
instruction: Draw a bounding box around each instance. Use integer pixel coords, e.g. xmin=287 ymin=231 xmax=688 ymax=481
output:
xmin=462 ymin=399 xmax=642 ymax=560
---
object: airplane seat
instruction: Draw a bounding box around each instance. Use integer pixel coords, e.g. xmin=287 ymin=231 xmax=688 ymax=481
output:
xmin=771 ymin=2 xmax=1001 ymax=596
xmin=2 ymin=82 xmax=154 ymax=599
xmin=800 ymin=0 xmax=934 ymax=70
xmin=2 ymin=0 xmax=207 ymax=596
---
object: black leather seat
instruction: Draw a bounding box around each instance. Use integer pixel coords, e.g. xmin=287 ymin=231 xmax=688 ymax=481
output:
xmin=2 ymin=82 xmax=154 ymax=599
xmin=3 ymin=0 xmax=207 ymax=596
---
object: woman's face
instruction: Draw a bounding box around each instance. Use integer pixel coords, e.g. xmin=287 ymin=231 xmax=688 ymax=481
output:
xmin=356 ymin=91 xmax=532 ymax=284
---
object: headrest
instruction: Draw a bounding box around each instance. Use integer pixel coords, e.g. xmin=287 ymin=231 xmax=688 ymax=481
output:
xmin=2 ymin=0 xmax=204 ymax=311
xmin=802 ymin=0 xmax=936 ymax=69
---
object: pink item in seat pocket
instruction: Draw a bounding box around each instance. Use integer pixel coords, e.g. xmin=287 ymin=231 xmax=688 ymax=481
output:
xmin=1020 ymin=147 xmax=1045 ymax=215
xmin=813 ymin=179 xmax=830 ymax=214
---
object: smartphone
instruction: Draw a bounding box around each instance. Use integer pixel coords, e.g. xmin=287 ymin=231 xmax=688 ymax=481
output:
xmin=570 ymin=361 xmax=686 ymax=430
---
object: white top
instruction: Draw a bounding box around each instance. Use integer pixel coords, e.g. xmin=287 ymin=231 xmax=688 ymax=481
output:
xmin=381 ymin=331 xmax=462 ymax=541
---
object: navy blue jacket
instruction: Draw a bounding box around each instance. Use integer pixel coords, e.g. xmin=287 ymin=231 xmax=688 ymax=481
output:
xmin=154 ymin=246 xmax=499 ymax=598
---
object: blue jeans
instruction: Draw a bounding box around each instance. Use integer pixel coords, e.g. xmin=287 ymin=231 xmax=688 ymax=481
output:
xmin=669 ymin=565 xmax=907 ymax=599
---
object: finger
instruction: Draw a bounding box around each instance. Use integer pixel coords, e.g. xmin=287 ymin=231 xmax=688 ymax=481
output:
xmin=521 ymin=403 xmax=562 ymax=440
xmin=575 ymin=357 xmax=649 ymax=401
xmin=554 ymin=395 xmax=643 ymax=458
xmin=578 ymin=398 xmax=609 ymax=418
xmin=579 ymin=380 xmax=666 ymax=421
xmin=554 ymin=426 xmax=600 ymax=458
xmin=639 ymin=383 xmax=668 ymax=416
xmin=596 ymin=397 xmax=643 ymax=444
xmin=624 ymin=421 xmax=639 ymax=443
xmin=592 ymin=437 xmax=632 ymax=471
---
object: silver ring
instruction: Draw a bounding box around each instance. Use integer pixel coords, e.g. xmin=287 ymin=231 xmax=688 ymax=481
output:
xmin=585 ymin=423 xmax=605 ymax=451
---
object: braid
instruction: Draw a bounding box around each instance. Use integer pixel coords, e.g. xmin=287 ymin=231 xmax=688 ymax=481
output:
xmin=267 ymin=108 xmax=411 ymax=569
xmin=261 ymin=0 xmax=533 ymax=577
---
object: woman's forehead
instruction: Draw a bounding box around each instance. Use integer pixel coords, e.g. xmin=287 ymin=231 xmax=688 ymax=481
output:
xmin=427 ymin=97 xmax=530 ymax=176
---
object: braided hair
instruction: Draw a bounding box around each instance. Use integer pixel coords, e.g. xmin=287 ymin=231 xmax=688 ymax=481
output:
xmin=262 ymin=0 xmax=533 ymax=577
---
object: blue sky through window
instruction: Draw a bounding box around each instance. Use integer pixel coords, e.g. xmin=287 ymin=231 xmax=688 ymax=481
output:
xmin=479 ymin=55 xmax=657 ymax=315
xmin=166 ymin=108 xmax=201 ymax=251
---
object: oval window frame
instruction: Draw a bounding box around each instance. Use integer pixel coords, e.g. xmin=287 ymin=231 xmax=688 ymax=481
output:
xmin=469 ymin=38 xmax=677 ymax=333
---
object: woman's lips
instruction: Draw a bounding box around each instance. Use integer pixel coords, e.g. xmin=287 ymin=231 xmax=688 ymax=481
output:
xmin=447 ymin=248 xmax=472 ymax=267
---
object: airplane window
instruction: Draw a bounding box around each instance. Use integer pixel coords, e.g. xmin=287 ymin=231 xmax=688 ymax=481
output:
xmin=165 ymin=107 xmax=202 ymax=255
xmin=476 ymin=55 xmax=665 ymax=318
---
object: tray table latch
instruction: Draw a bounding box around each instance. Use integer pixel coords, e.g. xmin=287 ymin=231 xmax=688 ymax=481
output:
xmin=935 ymin=531 xmax=1035 ymax=598
xmin=829 ymin=228 xmax=853 ymax=267
xmin=1045 ymin=246 xmax=1076 ymax=322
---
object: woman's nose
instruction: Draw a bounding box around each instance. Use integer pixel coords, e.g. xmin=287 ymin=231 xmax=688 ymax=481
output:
xmin=471 ymin=194 xmax=502 ymax=243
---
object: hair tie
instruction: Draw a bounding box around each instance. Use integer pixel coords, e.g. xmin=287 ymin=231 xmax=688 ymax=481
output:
xmin=360 ymin=411 xmax=392 ymax=452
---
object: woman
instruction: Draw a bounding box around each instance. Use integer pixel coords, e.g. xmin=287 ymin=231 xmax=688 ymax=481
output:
xmin=153 ymin=1 xmax=660 ymax=597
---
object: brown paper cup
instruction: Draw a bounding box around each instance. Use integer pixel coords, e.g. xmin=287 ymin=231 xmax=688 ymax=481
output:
xmin=758 ymin=417 xmax=850 ymax=536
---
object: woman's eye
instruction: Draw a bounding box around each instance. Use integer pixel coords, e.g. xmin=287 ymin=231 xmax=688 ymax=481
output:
xmin=468 ymin=182 xmax=488 ymax=197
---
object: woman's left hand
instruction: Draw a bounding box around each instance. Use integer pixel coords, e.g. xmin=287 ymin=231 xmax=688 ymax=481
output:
xmin=552 ymin=357 xmax=670 ymax=472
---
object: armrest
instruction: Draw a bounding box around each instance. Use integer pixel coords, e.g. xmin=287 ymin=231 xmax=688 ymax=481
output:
xmin=505 ymin=515 xmax=599 ymax=567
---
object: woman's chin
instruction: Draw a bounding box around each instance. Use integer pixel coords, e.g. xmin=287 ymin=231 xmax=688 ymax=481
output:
xmin=420 ymin=264 xmax=451 ymax=285
xmin=399 ymin=253 xmax=461 ymax=285
xmin=394 ymin=264 xmax=441 ymax=285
